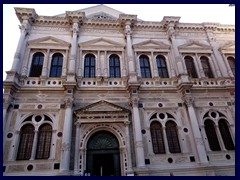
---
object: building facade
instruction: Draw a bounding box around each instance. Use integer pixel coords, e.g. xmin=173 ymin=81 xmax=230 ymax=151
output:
xmin=3 ymin=5 xmax=235 ymax=176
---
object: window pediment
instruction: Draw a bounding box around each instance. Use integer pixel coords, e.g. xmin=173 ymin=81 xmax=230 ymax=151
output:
xmin=79 ymin=38 xmax=124 ymax=50
xmin=133 ymin=40 xmax=170 ymax=51
xmin=178 ymin=40 xmax=212 ymax=53
xmin=28 ymin=36 xmax=70 ymax=49
xmin=219 ymin=41 xmax=235 ymax=54
xmin=75 ymin=100 xmax=130 ymax=114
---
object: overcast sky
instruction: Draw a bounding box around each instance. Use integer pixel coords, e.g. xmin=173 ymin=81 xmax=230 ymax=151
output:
xmin=3 ymin=4 xmax=235 ymax=80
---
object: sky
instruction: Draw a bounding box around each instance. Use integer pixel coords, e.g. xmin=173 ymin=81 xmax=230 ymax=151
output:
xmin=3 ymin=4 xmax=235 ymax=81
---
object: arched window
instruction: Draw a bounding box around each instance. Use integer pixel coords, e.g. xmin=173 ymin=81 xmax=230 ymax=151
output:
xmin=204 ymin=119 xmax=221 ymax=151
xmin=50 ymin=53 xmax=63 ymax=77
xmin=84 ymin=54 xmax=95 ymax=78
xmin=109 ymin=54 xmax=121 ymax=78
xmin=200 ymin=56 xmax=214 ymax=78
xmin=165 ymin=121 xmax=181 ymax=153
xmin=218 ymin=119 xmax=235 ymax=150
xmin=139 ymin=55 xmax=152 ymax=78
xmin=227 ymin=56 xmax=235 ymax=76
xmin=184 ymin=56 xmax=198 ymax=78
xmin=150 ymin=121 xmax=165 ymax=154
xmin=156 ymin=55 xmax=169 ymax=78
xmin=17 ymin=124 xmax=35 ymax=160
xmin=36 ymin=124 xmax=52 ymax=159
xmin=29 ymin=52 xmax=44 ymax=77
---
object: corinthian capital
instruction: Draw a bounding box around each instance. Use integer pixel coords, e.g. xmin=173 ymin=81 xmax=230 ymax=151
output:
xmin=125 ymin=24 xmax=132 ymax=36
xmin=64 ymin=98 xmax=74 ymax=108
xmin=130 ymin=96 xmax=139 ymax=107
xmin=182 ymin=95 xmax=194 ymax=107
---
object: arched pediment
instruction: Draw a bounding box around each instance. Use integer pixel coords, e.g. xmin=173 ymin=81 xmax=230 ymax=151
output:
xmin=28 ymin=36 xmax=70 ymax=49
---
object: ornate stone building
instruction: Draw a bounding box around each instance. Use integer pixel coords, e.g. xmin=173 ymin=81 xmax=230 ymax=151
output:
xmin=3 ymin=5 xmax=235 ymax=176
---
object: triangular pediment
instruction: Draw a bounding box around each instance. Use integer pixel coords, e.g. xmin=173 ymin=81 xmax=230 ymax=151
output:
xmin=56 ymin=5 xmax=124 ymax=20
xmin=28 ymin=36 xmax=70 ymax=48
xmin=133 ymin=40 xmax=170 ymax=50
xmin=80 ymin=38 xmax=124 ymax=48
xmin=76 ymin=100 xmax=129 ymax=113
xmin=178 ymin=40 xmax=211 ymax=49
xmin=220 ymin=41 xmax=235 ymax=50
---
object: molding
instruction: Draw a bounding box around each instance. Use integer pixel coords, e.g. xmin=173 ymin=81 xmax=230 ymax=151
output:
xmin=133 ymin=39 xmax=170 ymax=51
xmin=27 ymin=36 xmax=71 ymax=49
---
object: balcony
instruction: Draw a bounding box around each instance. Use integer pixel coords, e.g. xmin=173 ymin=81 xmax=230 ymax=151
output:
xmin=23 ymin=78 xmax=63 ymax=87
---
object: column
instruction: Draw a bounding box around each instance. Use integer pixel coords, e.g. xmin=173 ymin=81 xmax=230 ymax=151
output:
xmin=167 ymin=52 xmax=176 ymax=78
xmin=219 ymin=52 xmax=234 ymax=77
xmin=49 ymin=130 xmax=57 ymax=159
xmin=74 ymin=122 xmax=81 ymax=174
xmin=11 ymin=19 xmax=30 ymax=72
xmin=60 ymin=98 xmax=73 ymax=172
xmin=68 ymin=22 xmax=79 ymax=74
xmin=8 ymin=130 xmax=20 ymax=161
xmin=62 ymin=50 xmax=68 ymax=77
xmin=162 ymin=127 xmax=170 ymax=154
xmin=41 ymin=49 xmax=50 ymax=77
xmin=125 ymin=22 xmax=138 ymax=83
xmin=183 ymin=96 xmax=209 ymax=164
xmin=30 ymin=130 xmax=38 ymax=160
xmin=77 ymin=50 xmax=82 ymax=77
xmin=21 ymin=47 xmax=31 ymax=77
xmin=167 ymin=25 xmax=186 ymax=75
xmin=210 ymin=53 xmax=222 ymax=78
xmin=124 ymin=121 xmax=133 ymax=173
xmin=131 ymin=97 xmax=145 ymax=167
xmin=195 ymin=53 xmax=205 ymax=78
xmin=151 ymin=51 xmax=158 ymax=78
xmin=122 ymin=51 xmax=127 ymax=77
xmin=3 ymin=105 xmax=13 ymax=151
xmin=214 ymin=124 xmax=226 ymax=151
xmin=104 ymin=51 xmax=108 ymax=77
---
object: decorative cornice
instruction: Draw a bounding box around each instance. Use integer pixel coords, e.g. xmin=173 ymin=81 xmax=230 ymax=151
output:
xmin=34 ymin=16 xmax=70 ymax=26
xmin=15 ymin=7 xmax=38 ymax=23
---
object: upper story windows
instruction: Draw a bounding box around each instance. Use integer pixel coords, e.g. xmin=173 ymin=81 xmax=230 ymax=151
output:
xmin=140 ymin=55 xmax=152 ymax=78
xmin=84 ymin=54 xmax=96 ymax=78
xmin=29 ymin=52 xmax=44 ymax=77
xmin=227 ymin=56 xmax=235 ymax=76
xmin=184 ymin=56 xmax=198 ymax=78
xmin=50 ymin=53 xmax=63 ymax=77
xmin=109 ymin=54 xmax=121 ymax=78
xmin=156 ymin=55 xmax=169 ymax=78
xmin=200 ymin=56 xmax=214 ymax=78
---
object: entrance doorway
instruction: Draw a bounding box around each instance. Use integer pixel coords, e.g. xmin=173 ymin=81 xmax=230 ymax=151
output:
xmin=86 ymin=131 xmax=121 ymax=176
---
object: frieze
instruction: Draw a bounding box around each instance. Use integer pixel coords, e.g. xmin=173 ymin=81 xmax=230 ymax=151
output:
xmin=32 ymin=26 xmax=71 ymax=32
xmin=80 ymin=28 xmax=122 ymax=34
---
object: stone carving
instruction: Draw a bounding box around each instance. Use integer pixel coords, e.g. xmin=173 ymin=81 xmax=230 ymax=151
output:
xmin=125 ymin=24 xmax=132 ymax=36
xmin=64 ymin=98 xmax=73 ymax=108
xmin=182 ymin=96 xmax=194 ymax=107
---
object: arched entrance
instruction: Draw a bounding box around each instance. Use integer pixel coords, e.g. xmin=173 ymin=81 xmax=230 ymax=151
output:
xmin=86 ymin=131 xmax=121 ymax=176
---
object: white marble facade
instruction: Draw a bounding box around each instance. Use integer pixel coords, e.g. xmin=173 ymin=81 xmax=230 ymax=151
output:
xmin=3 ymin=5 xmax=235 ymax=176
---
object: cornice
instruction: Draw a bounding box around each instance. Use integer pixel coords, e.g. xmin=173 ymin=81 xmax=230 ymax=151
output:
xmin=34 ymin=16 xmax=70 ymax=26
xmin=15 ymin=7 xmax=38 ymax=23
